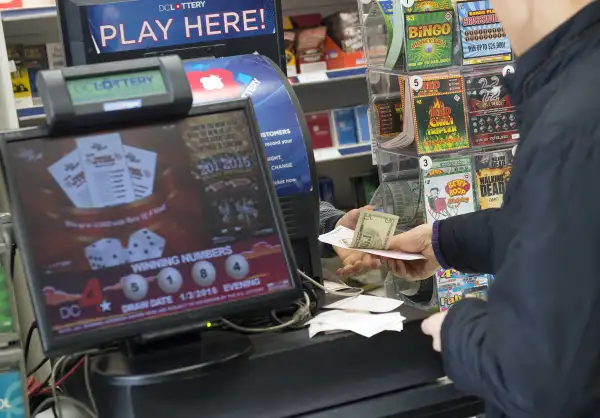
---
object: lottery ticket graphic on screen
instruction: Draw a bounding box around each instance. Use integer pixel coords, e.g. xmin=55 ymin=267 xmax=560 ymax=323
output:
xmin=48 ymin=133 xmax=157 ymax=209
xmin=457 ymin=0 xmax=512 ymax=65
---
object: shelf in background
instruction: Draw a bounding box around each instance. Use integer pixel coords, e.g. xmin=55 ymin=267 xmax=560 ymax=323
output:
xmin=377 ymin=141 xmax=519 ymax=160
xmin=17 ymin=68 xmax=369 ymax=122
xmin=17 ymin=106 xmax=372 ymax=163
xmin=0 ymin=6 xmax=56 ymax=21
xmin=292 ymin=68 xmax=368 ymax=113
xmin=289 ymin=66 xmax=366 ymax=84
xmin=314 ymin=144 xmax=372 ymax=163
xmin=282 ymin=0 xmax=356 ymax=16
xmin=17 ymin=106 xmax=44 ymax=120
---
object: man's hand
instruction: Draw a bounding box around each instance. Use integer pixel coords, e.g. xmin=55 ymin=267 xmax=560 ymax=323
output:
xmin=334 ymin=247 xmax=380 ymax=277
xmin=333 ymin=206 xmax=380 ymax=277
xmin=335 ymin=206 xmax=372 ymax=230
xmin=379 ymin=224 xmax=440 ymax=281
xmin=421 ymin=311 xmax=448 ymax=352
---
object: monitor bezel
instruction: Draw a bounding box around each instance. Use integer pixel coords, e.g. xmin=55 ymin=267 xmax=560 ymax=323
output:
xmin=1 ymin=98 xmax=302 ymax=357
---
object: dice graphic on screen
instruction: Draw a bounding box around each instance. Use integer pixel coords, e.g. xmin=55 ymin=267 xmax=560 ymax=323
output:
xmin=85 ymin=238 xmax=128 ymax=270
xmin=127 ymin=229 xmax=166 ymax=263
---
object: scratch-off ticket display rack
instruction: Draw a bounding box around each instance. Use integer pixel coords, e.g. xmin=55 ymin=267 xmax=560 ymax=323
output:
xmin=359 ymin=0 xmax=517 ymax=310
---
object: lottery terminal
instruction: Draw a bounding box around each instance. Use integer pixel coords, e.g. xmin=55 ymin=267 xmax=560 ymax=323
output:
xmin=0 ymin=1 xmax=487 ymax=417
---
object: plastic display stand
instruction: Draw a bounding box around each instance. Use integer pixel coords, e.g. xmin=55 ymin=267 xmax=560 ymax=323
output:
xmin=359 ymin=0 xmax=518 ymax=311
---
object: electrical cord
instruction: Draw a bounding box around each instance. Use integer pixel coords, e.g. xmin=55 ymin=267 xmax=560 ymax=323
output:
xmin=31 ymin=396 xmax=97 ymax=418
xmin=221 ymin=292 xmax=312 ymax=333
xmin=24 ymin=322 xmax=38 ymax=363
xmin=27 ymin=358 xmax=49 ymax=377
xmin=50 ymin=356 xmax=66 ymax=418
xmin=84 ymin=355 xmax=98 ymax=416
xmin=297 ymin=269 xmax=364 ymax=297
xmin=39 ymin=357 xmax=84 ymax=395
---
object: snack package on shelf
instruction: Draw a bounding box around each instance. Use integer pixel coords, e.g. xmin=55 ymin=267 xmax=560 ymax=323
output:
xmin=297 ymin=26 xmax=328 ymax=73
xmin=306 ymin=112 xmax=334 ymax=149
xmin=456 ymin=0 xmax=512 ymax=66
xmin=411 ymin=73 xmax=469 ymax=155
xmin=421 ymin=155 xmax=476 ymax=224
xmin=464 ymin=66 xmax=519 ymax=146
xmin=285 ymin=32 xmax=298 ymax=77
xmin=326 ymin=11 xmax=363 ymax=54
xmin=7 ymin=44 xmax=33 ymax=110
xmin=332 ymin=108 xmax=359 ymax=146
xmin=23 ymin=45 xmax=49 ymax=107
xmin=474 ymin=149 xmax=513 ymax=210
xmin=46 ymin=42 xmax=66 ymax=69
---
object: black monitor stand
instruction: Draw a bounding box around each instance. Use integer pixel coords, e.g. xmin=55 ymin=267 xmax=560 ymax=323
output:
xmin=90 ymin=328 xmax=253 ymax=414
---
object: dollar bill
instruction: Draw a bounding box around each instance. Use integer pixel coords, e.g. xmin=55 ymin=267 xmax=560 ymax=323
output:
xmin=350 ymin=210 xmax=399 ymax=250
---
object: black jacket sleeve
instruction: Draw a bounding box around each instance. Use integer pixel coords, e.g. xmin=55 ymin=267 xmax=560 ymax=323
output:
xmin=438 ymin=209 xmax=499 ymax=274
xmin=318 ymin=201 xmax=345 ymax=257
xmin=440 ymin=128 xmax=600 ymax=417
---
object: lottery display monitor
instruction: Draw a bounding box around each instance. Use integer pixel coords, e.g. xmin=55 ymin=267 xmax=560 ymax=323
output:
xmin=2 ymin=99 xmax=301 ymax=356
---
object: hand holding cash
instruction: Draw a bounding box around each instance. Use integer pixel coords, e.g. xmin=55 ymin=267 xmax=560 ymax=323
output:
xmin=319 ymin=210 xmax=425 ymax=261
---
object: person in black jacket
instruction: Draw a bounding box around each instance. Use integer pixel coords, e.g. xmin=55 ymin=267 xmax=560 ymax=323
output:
xmin=380 ymin=1 xmax=600 ymax=417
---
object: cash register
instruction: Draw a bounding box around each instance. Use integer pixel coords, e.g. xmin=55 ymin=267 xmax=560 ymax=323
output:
xmin=2 ymin=57 xmax=482 ymax=417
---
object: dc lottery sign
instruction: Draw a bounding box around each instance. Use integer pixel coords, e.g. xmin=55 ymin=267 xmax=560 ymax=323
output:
xmin=86 ymin=0 xmax=277 ymax=53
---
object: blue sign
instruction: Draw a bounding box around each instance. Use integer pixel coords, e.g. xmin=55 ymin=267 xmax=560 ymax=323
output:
xmin=184 ymin=55 xmax=311 ymax=197
xmin=87 ymin=0 xmax=277 ymax=54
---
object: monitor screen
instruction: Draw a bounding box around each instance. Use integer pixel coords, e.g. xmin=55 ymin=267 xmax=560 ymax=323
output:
xmin=6 ymin=107 xmax=298 ymax=352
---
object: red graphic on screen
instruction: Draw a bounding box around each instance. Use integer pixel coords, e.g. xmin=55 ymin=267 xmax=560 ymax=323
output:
xmin=186 ymin=68 xmax=241 ymax=103
xmin=8 ymin=111 xmax=294 ymax=338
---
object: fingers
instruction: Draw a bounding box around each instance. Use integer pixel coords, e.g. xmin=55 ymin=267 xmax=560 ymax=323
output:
xmin=339 ymin=206 xmax=374 ymax=230
xmin=380 ymin=257 xmax=407 ymax=278
xmin=421 ymin=312 xmax=447 ymax=353
xmin=387 ymin=229 xmax=425 ymax=253
xmin=336 ymin=253 xmax=380 ymax=277
xmin=421 ymin=315 xmax=436 ymax=335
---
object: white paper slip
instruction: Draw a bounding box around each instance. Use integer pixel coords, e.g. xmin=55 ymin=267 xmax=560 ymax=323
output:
xmin=47 ymin=149 xmax=93 ymax=208
xmin=319 ymin=226 xmax=425 ymax=260
xmin=124 ymin=145 xmax=157 ymax=200
xmin=77 ymin=133 xmax=136 ymax=207
xmin=323 ymin=280 xmax=352 ymax=292
xmin=325 ymin=295 xmax=403 ymax=313
xmin=308 ymin=310 xmax=406 ymax=338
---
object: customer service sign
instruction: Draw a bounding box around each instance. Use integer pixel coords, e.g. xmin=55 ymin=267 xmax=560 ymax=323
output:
xmin=87 ymin=0 xmax=277 ymax=53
